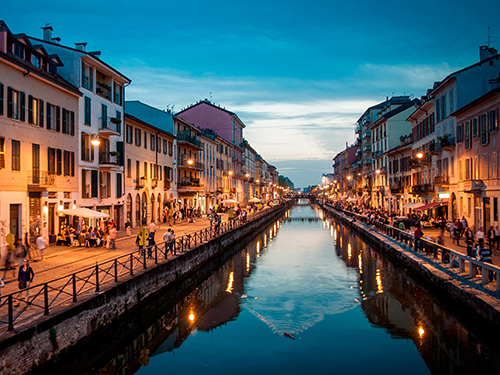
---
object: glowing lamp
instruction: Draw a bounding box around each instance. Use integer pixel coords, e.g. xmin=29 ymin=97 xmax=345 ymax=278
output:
xmin=376 ymin=169 xmax=381 ymax=174
xmin=416 ymin=152 xmax=424 ymax=159
xmin=187 ymin=159 xmax=194 ymax=165
xmin=245 ymin=173 xmax=250 ymax=178
xmin=228 ymin=170 xmax=233 ymax=176
xmin=91 ymin=135 xmax=101 ymax=146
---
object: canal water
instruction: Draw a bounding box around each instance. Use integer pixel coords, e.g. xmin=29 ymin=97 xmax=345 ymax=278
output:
xmin=36 ymin=200 xmax=500 ymax=374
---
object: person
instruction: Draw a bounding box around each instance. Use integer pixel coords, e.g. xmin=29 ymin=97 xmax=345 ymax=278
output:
xmin=147 ymin=231 xmax=155 ymax=259
xmin=453 ymin=223 xmax=461 ymax=246
xmin=488 ymin=226 xmax=495 ymax=252
xmin=168 ymin=206 xmax=174 ymax=226
xmin=135 ymin=227 xmax=149 ymax=258
xmin=15 ymin=239 xmax=26 ymax=268
xmin=414 ymin=225 xmax=423 ymax=252
xmin=477 ymin=243 xmax=493 ymax=281
xmin=170 ymin=230 xmax=176 ymax=255
xmin=125 ymin=219 xmax=132 ymax=236
xmin=436 ymin=229 xmax=444 ymax=245
xmin=149 ymin=221 xmax=157 ymax=241
xmin=495 ymin=225 xmax=500 ymax=251
xmin=3 ymin=248 xmax=15 ymax=280
xmin=163 ymin=228 xmax=174 ymax=255
xmin=214 ymin=214 xmax=221 ymax=235
xmin=36 ymin=233 xmax=46 ymax=261
xmin=228 ymin=207 xmax=234 ymax=222
xmin=16 ymin=259 xmax=34 ymax=306
xmin=0 ymin=276 xmax=5 ymax=297
xmin=476 ymin=227 xmax=485 ymax=246
xmin=109 ymin=224 xmax=117 ymax=250
xmin=461 ymin=216 xmax=468 ymax=237
xmin=465 ymin=227 xmax=475 ymax=257
xmin=89 ymin=228 xmax=97 ymax=247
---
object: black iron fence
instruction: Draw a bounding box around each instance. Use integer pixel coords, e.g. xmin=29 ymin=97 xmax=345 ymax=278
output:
xmin=0 ymin=203 xmax=287 ymax=332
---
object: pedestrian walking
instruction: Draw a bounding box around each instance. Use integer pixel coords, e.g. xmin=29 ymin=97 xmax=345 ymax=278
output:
xmin=163 ymin=228 xmax=174 ymax=255
xmin=16 ymin=259 xmax=34 ymax=306
xmin=15 ymin=239 xmax=26 ymax=269
xmin=495 ymin=225 xmax=500 ymax=251
xmin=147 ymin=232 xmax=155 ymax=259
xmin=36 ymin=233 xmax=46 ymax=261
xmin=109 ymin=224 xmax=117 ymax=250
xmin=488 ymin=226 xmax=495 ymax=252
xmin=149 ymin=221 xmax=157 ymax=241
xmin=476 ymin=227 xmax=485 ymax=246
xmin=135 ymin=227 xmax=149 ymax=258
xmin=414 ymin=225 xmax=423 ymax=252
xmin=3 ymin=248 xmax=15 ymax=280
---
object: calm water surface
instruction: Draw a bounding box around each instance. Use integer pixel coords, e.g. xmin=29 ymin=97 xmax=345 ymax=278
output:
xmin=40 ymin=200 xmax=500 ymax=374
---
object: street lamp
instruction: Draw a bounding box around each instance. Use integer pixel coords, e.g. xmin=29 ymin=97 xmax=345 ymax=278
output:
xmin=416 ymin=152 xmax=424 ymax=159
xmin=228 ymin=170 xmax=233 ymax=176
xmin=245 ymin=173 xmax=250 ymax=178
xmin=347 ymin=176 xmax=352 ymax=180
xmin=91 ymin=135 xmax=101 ymax=146
xmin=376 ymin=169 xmax=381 ymax=174
xmin=187 ymin=159 xmax=194 ymax=165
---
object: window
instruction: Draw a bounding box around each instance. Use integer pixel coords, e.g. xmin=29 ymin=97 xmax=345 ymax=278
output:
xmin=135 ymin=128 xmax=141 ymax=146
xmin=48 ymin=147 xmax=56 ymax=174
xmin=150 ymin=134 xmax=155 ymax=151
xmin=472 ymin=118 xmax=479 ymax=138
xmin=126 ymin=125 xmax=133 ymax=143
xmin=7 ymin=87 xmax=24 ymax=120
xmin=144 ymin=131 xmax=147 ymax=149
xmin=474 ymin=156 xmax=479 ymax=179
xmin=56 ymin=149 xmax=62 ymax=175
xmin=62 ymin=108 xmax=70 ymax=134
xmin=450 ymin=156 xmax=455 ymax=176
xmin=116 ymin=172 xmax=123 ymax=198
xmin=449 ymin=88 xmax=454 ymax=114
xmin=113 ymin=82 xmax=123 ymax=106
xmin=101 ymin=104 xmax=107 ymax=129
xmin=28 ymin=95 xmax=43 ymax=126
xmin=31 ymin=54 xmax=40 ymax=68
xmin=127 ymin=158 xmax=132 ymax=178
xmin=492 ymin=152 xmax=498 ymax=179
xmin=0 ymin=82 xmax=4 ymax=116
xmin=81 ymin=133 xmax=94 ymax=162
xmin=144 ymin=162 xmax=147 ymax=178
xmin=464 ymin=121 xmax=471 ymax=150
xmin=82 ymin=63 xmax=93 ymax=91
xmin=0 ymin=137 xmax=5 ymax=168
xmin=14 ymin=42 xmax=25 ymax=59
xmin=63 ymin=151 xmax=70 ymax=176
xmin=136 ymin=160 xmax=140 ymax=180
xmin=157 ymin=137 xmax=161 ymax=153
xmin=115 ymin=110 xmax=122 ymax=134
xmin=11 ymin=140 xmax=20 ymax=171
xmin=84 ymin=97 xmax=91 ymax=125
xmin=488 ymin=109 xmax=498 ymax=132
xmin=480 ymin=114 xmax=489 ymax=145
xmin=163 ymin=139 xmax=167 ymax=154
xmin=483 ymin=154 xmax=489 ymax=179
xmin=168 ymin=141 xmax=173 ymax=156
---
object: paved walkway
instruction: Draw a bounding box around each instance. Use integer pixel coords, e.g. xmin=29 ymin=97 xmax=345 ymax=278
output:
xmin=0 ymin=215 xmax=228 ymax=296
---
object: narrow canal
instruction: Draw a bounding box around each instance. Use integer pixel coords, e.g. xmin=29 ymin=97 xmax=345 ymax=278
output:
xmin=35 ymin=200 xmax=500 ymax=374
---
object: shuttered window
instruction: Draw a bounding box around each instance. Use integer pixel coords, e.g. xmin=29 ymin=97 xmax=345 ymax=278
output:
xmin=11 ymin=140 xmax=20 ymax=171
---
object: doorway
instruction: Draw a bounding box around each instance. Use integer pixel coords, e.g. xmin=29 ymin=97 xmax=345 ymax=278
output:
xmin=9 ymin=204 xmax=21 ymax=240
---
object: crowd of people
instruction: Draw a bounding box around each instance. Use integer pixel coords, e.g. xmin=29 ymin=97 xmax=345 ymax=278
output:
xmin=328 ymin=199 xmax=497 ymax=267
xmin=55 ymin=219 xmax=118 ymax=249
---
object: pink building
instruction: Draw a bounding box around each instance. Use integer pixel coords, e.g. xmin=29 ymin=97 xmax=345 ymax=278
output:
xmin=177 ymin=100 xmax=246 ymax=202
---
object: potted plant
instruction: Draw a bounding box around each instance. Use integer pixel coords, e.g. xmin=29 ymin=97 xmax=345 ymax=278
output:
xmin=110 ymin=117 xmax=121 ymax=124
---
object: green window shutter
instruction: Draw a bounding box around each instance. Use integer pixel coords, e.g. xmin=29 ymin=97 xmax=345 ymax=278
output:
xmin=39 ymin=99 xmax=44 ymax=127
xmin=20 ymin=91 xmax=25 ymax=121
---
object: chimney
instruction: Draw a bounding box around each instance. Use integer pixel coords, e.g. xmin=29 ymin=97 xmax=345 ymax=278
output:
xmin=51 ymin=37 xmax=61 ymax=44
xmin=75 ymin=42 xmax=87 ymax=51
xmin=480 ymin=46 xmax=498 ymax=62
xmin=42 ymin=25 xmax=53 ymax=41
xmin=89 ymin=51 xmax=101 ymax=58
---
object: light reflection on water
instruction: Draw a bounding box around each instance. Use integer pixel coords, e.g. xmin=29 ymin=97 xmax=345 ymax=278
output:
xmin=41 ymin=200 xmax=500 ymax=375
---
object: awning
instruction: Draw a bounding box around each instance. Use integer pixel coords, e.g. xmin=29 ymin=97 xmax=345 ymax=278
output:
xmin=60 ymin=208 xmax=110 ymax=219
xmin=402 ymin=202 xmax=425 ymax=209
xmin=413 ymin=201 xmax=447 ymax=211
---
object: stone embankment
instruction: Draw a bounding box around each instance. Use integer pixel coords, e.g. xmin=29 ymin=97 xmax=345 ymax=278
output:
xmin=0 ymin=201 xmax=292 ymax=374
xmin=320 ymin=203 xmax=500 ymax=330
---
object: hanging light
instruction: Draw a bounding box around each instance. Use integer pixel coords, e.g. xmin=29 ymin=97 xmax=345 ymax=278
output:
xmin=228 ymin=170 xmax=233 ymax=176
xmin=245 ymin=173 xmax=250 ymax=178
xmin=91 ymin=134 xmax=101 ymax=146
xmin=187 ymin=159 xmax=194 ymax=165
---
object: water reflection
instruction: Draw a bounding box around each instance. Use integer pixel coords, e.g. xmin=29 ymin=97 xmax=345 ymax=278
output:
xmin=36 ymin=202 xmax=500 ymax=374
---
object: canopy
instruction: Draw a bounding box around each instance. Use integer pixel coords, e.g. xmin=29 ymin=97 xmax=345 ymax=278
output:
xmin=346 ymin=197 xmax=357 ymax=202
xmin=402 ymin=202 xmax=425 ymax=209
xmin=60 ymin=208 xmax=110 ymax=219
xmin=249 ymin=197 xmax=261 ymax=203
xmin=413 ymin=201 xmax=447 ymax=211
xmin=221 ymin=199 xmax=237 ymax=204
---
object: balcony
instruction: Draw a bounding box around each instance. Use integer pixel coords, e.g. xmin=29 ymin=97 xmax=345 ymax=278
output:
xmin=136 ymin=177 xmax=146 ymax=189
xmin=390 ymin=185 xmax=403 ymax=194
xmin=82 ymin=74 xmax=93 ymax=91
xmin=410 ymin=153 xmax=432 ymax=168
xmin=355 ymin=124 xmax=363 ymax=134
xmin=362 ymin=130 xmax=371 ymax=139
xmin=98 ymin=117 xmax=121 ymax=136
xmin=164 ymin=179 xmax=171 ymax=190
xmin=178 ymin=177 xmax=203 ymax=192
xmin=441 ymin=136 xmax=456 ymax=151
xmin=96 ymin=80 xmax=112 ymax=100
xmin=99 ymin=152 xmax=120 ymax=168
xmin=434 ymin=175 xmax=449 ymax=186
xmin=429 ymin=141 xmax=442 ymax=154
xmin=362 ymin=144 xmax=371 ymax=152
xmin=411 ymin=184 xmax=434 ymax=194
xmin=178 ymin=159 xmax=204 ymax=171
xmin=463 ymin=179 xmax=485 ymax=193
xmin=28 ymin=171 xmax=56 ymax=187
xmin=178 ymin=131 xmax=202 ymax=149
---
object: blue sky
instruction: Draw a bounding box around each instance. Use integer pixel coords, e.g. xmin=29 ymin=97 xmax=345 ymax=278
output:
xmin=3 ymin=0 xmax=500 ymax=187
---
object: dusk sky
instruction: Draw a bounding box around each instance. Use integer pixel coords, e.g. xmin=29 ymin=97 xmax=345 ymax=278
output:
xmin=3 ymin=0 xmax=500 ymax=188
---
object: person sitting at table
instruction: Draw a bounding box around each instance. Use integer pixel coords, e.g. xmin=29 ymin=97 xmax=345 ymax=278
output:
xmin=56 ymin=232 xmax=66 ymax=246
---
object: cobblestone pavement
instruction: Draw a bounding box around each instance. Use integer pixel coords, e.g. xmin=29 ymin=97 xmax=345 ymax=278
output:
xmin=0 ymin=215 xmax=227 ymax=296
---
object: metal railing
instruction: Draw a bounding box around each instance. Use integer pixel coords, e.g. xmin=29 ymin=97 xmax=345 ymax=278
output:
xmin=0 ymin=202 xmax=287 ymax=332
xmin=324 ymin=202 xmax=500 ymax=292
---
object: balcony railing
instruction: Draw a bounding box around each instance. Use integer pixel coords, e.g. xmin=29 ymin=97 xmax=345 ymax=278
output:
xmin=390 ymin=185 xmax=403 ymax=194
xmin=362 ymin=144 xmax=371 ymax=152
xmin=355 ymin=124 xmax=363 ymax=133
xmin=362 ymin=130 xmax=371 ymax=139
xmin=441 ymin=136 xmax=456 ymax=150
xmin=411 ymin=184 xmax=434 ymax=194
xmin=178 ymin=177 xmax=203 ymax=187
xmin=178 ymin=131 xmax=201 ymax=148
xmin=99 ymin=118 xmax=121 ymax=136
xmin=96 ymin=81 xmax=112 ymax=100
xmin=99 ymin=153 xmax=120 ymax=167
xmin=178 ymin=159 xmax=204 ymax=170
xmin=463 ymin=179 xmax=485 ymax=193
xmin=430 ymin=141 xmax=442 ymax=154
xmin=28 ymin=171 xmax=56 ymax=186
xmin=82 ymin=74 xmax=93 ymax=91
xmin=434 ymin=176 xmax=449 ymax=185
